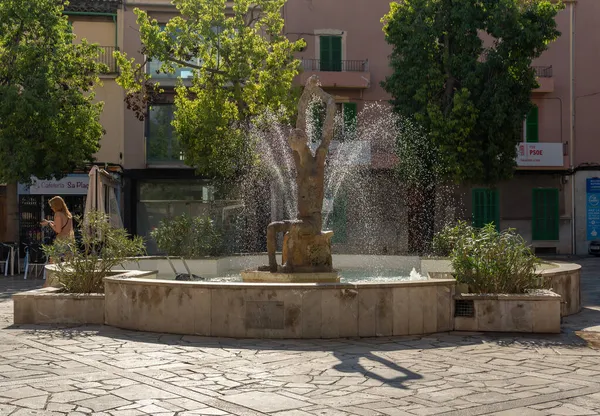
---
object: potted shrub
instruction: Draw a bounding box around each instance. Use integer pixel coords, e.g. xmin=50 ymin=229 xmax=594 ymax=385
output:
xmin=44 ymin=211 xmax=146 ymax=293
xmin=13 ymin=212 xmax=146 ymax=325
xmin=151 ymin=214 xmax=223 ymax=259
xmin=448 ymin=223 xmax=560 ymax=333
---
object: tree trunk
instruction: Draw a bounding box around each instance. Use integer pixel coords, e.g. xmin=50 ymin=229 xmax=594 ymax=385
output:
xmin=406 ymin=182 xmax=436 ymax=255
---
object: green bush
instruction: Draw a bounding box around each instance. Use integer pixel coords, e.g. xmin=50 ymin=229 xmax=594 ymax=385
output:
xmin=432 ymin=220 xmax=472 ymax=257
xmin=450 ymin=223 xmax=543 ymax=294
xmin=151 ymin=214 xmax=223 ymax=258
xmin=43 ymin=211 xmax=146 ymax=294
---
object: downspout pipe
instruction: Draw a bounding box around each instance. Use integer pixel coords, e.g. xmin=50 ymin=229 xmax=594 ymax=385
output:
xmin=569 ymin=2 xmax=576 ymax=255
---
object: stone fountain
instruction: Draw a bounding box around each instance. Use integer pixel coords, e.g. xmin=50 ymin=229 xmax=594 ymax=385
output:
xmin=241 ymin=76 xmax=340 ymax=283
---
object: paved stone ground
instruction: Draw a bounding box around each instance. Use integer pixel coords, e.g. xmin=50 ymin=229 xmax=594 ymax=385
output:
xmin=2 ymin=259 xmax=600 ymax=415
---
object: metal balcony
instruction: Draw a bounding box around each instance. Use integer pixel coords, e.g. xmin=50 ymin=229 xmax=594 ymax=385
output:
xmin=533 ymin=66 xmax=553 ymax=78
xmin=301 ymin=59 xmax=369 ymax=72
xmin=98 ymin=46 xmax=119 ymax=74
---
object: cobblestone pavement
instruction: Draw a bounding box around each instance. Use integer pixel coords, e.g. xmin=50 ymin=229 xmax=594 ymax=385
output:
xmin=2 ymin=259 xmax=600 ymax=415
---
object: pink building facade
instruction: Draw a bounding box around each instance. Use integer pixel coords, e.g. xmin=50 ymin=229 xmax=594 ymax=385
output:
xmin=284 ymin=0 xmax=600 ymax=255
xmin=37 ymin=0 xmax=596 ymax=255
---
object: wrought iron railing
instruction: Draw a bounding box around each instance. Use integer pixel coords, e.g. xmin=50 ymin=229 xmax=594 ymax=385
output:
xmin=97 ymin=46 xmax=119 ymax=74
xmin=301 ymin=59 xmax=369 ymax=72
xmin=533 ymin=65 xmax=553 ymax=78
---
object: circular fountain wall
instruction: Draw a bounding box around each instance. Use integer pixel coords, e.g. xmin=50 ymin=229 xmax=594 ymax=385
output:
xmin=107 ymin=255 xmax=455 ymax=338
xmin=104 ymin=255 xmax=581 ymax=339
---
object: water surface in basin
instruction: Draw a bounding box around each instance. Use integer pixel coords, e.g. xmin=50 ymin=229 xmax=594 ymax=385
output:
xmin=154 ymin=267 xmax=427 ymax=283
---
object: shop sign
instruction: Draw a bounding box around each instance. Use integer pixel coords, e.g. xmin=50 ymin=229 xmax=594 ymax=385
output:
xmin=18 ymin=175 xmax=89 ymax=195
xmin=516 ymin=142 xmax=564 ymax=167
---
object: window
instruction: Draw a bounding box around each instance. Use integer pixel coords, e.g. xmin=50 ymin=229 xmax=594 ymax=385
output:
xmin=532 ymin=188 xmax=559 ymax=240
xmin=147 ymin=25 xmax=201 ymax=79
xmin=309 ymin=101 xmax=358 ymax=143
xmin=320 ymin=35 xmax=342 ymax=72
xmin=146 ymin=104 xmax=183 ymax=163
xmin=472 ymin=188 xmax=499 ymax=230
xmin=525 ymin=105 xmax=539 ymax=143
xmin=342 ymin=102 xmax=357 ymax=139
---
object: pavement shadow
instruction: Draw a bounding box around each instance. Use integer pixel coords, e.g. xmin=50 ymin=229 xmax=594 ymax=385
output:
xmin=332 ymin=350 xmax=422 ymax=388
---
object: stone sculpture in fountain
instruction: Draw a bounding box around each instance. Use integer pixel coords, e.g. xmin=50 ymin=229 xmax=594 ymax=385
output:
xmin=241 ymin=75 xmax=340 ymax=283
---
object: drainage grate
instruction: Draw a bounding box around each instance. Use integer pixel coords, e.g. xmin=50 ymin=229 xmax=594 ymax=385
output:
xmin=455 ymin=300 xmax=475 ymax=317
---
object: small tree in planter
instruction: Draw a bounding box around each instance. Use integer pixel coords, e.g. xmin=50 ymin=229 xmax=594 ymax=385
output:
xmin=448 ymin=223 xmax=543 ymax=294
xmin=43 ymin=211 xmax=146 ymax=294
xmin=151 ymin=214 xmax=223 ymax=258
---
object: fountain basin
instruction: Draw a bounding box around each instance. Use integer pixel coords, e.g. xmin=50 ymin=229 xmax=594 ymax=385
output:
xmin=104 ymin=276 xmax=456 ymax=339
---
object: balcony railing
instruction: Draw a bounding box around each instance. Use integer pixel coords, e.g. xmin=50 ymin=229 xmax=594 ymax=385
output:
xmin=533 ymin=65 xmax=552 ymax=78
xmin=97 ymin=46 xmax=119 ymax=74
xmin=301 ymin=59 xmax=369 ymax=72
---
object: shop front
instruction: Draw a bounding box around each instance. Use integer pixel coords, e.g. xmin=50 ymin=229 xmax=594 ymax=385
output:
xmin=17 ymin=175 xmax=89 ymax=245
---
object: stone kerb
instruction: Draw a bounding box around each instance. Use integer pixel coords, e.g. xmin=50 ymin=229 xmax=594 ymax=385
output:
xmin=13 ymin=270 xmax=157 ymax=325
xmin=104 ymin=276 xmax=457 ymax=339
xmin=454 ymin=290 xmax=561 ymax=334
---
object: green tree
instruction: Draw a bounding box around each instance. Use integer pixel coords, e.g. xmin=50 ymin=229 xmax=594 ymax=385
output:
xmin=0 ymin=0 xmax=105 ymax=184
xmin=381 ymin=0 xmax=562 ymax=253
xmin=116 ymin=0 xmax=305 ymax=178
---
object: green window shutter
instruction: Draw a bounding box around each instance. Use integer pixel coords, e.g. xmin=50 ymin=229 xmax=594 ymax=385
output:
xmin=309 ymin=101 xmax=325 ymax=143
xmin=342 ymin=102 xmax=357 ymax=140
xmin=320 ymin=36 xmax=331 ymax=71
xmin=330 ymin=190 xmax=347 ymax=244
xmin=526 ymin=106 xmax=539 ymax=143
xmin=320 ymin=36 xmax=342 ymax=72
xmin=472 ymin=188 xmax=499 ymax=230
xmin=331 ymin=36 xmax=342 ymax=71
xmin=532 ymin=188 xmax=559 ymax=240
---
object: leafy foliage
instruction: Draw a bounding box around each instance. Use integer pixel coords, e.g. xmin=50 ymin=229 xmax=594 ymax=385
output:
xmin=151 ymin=214 xmax=223 ymax=258
xmin=443 ymin=222 xmax=542 ymax=294
xmin=115 ymin=0 xmax=305 ymax=178
xmin=431 ymin=220 xmax=472 ymax=257
xmin=43 ymin=212 xmax=146 ymax=294
xmin=382 ymin=0 xmax=562 ymax=185
xmin=0 ymin=0 xmax=105 ymax=184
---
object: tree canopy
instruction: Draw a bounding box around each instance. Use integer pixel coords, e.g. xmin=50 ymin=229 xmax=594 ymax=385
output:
xmin=116 ymin=0 xmax=305 ymax=178
xmin=382 ymin=0 xmax=563 ymax=185
xmin=0 ymin=0 xmax=105 ymax=184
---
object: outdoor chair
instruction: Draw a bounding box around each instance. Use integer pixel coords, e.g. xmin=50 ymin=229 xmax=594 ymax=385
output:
xmin=0 ymin=243 xmax=11 ymax=276
xmin=23 ymin=244 xmax=47 ymax=280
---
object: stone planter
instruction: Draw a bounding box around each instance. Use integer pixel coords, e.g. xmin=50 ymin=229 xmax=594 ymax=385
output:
xmin=427 ymin=261 xmax=581 ymax=316
xmin=13 ymin=270 xmax=157 ymax=325
xmin=454 ymin=290 xmax=561 ymax=334
xmin=13 ymin=287 xmax=105 ymax=325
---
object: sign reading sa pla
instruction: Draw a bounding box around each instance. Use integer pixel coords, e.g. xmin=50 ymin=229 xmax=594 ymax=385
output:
xmin=18 ymin=175 xmax=90 ymax=195
xmin=516 ymin=142 xmax=563 ymax=167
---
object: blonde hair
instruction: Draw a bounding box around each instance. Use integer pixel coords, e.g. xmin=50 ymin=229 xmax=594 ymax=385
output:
xmin=48 ymin=196 xmax=72 ymax=219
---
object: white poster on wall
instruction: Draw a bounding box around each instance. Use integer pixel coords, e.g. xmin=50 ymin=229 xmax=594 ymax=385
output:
xmin=516 ymin=142 xmax=564 ymax=167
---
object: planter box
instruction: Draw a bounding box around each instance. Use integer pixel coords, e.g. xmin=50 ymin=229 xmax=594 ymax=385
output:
xmin=13 ymin=269 xmax=158 ymax=325
xmin=454 ymin=290 xmax=561 ymax=334
xmin=13 ymin=287 xmax=105 ymax=325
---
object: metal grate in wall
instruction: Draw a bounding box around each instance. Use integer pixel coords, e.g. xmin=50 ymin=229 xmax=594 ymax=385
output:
xmin=455 ymin=300 xmax=475 ymax=318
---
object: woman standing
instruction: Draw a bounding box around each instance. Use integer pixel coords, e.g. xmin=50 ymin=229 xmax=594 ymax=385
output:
xmin=40 ymin=196 xmax=75 ymax=286
xmin=41 ymin=196 xmax=74 ymax=242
